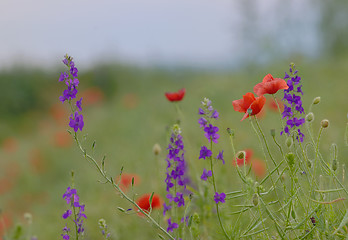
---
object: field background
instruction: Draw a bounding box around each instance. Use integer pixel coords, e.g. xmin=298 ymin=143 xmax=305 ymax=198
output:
xmin=1 ymin=0 xmax=348 ymax=239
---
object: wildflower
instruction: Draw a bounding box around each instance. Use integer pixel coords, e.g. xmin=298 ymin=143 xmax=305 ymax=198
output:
xmin=76 ymin=98 xmax=82 ymax=111
xmin=59 ymin=85 xmax=78 ymax=103
xmin=116 ymin=173 xmax=140 ymax=191
xmin=136 ymin=193 xmax=162 ymax=214
xmin=204 ymin=124 xmax=220 ymax=143
xmin=61 ymin=225 xmax=70 ymax=240
xmin=200 ymin=168 xmax=212 ymax=181
xmin=214 ymin=192 xmax=226 ymax=204
xmin=281 ymin=64 xmax=305 ymax=142
xmin=216 ymin=151 xmax=225 ymax=164
xmin=163 ymin=203 xmax=172 ymax=216
xmin=198 ymin=117 xmax=208 ymax=128
xmin=251 ymin=159 xmax=266 ymax=178
xmin=167 ymin=218 xmax=179 ymax=232
xmin=174 ymin=192 xmax=185 ymax=207
xmin=165 ymin=88 xmax=186 ymax=102
xmin=253 ymin=74 xmax=289 ymax=96
xmin=69 ymin=112 xmax=84 ymax=132
xmin=199 ymin=146 xmax=212 ymax=160
xmin=232 ymin=93 xmax=266 ymax=121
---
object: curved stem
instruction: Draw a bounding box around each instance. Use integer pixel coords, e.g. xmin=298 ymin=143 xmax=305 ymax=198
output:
xmin=73 ymin=135 xmax=175 ymax=240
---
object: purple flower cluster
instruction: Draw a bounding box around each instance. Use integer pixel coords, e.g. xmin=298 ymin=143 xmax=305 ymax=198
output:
xmin=198 ymin=98 xmax=220 ymax=143
xmin=281 ymin=64 xmax=305 ymax=142
xmin=61 ymin=187 xmax=87 ymax=239
xmin=163 ymin=125 xmax=189 ymax=232
xmin=214 ymin=192 xmax=226 ymax=204
xmin=58 ymin=55 xmax=84 ymax=132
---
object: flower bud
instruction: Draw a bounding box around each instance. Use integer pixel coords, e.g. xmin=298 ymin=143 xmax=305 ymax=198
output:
xmin=236 ymin=151 xmax=245 ymax=160
xmin=192 ymin=213 xmax=200 ymax=224
xmin=306 ymin=112 xmax=314 ymax=123
xmin=247 ymin=108 xmax=253 ymax=115
xmin=270 ymin=129 xmax=275 ymax=137
xmin=226 ymin=128 xmax=234 ymax=137
xmin=332 ymin=159 xmax=338 ymax=171
xmin=307 ymin=160 xmax=312 ymax=168
xmin=291 ymin=209 xmax=296 ymax=219
xmin=286 ymin=152 xmax=295 ymax=168
xmin=286 ymin=137 xmax=293 ymax=148
xmin=252 ymin=193 xmax=259 ymax=206
xmin=153 ymin=143 xmax=161 ymax=156
xmin=312 ymin=97 xmax=321 ymax=105
xmin=321 ymin=119 xmax=329 ymax=128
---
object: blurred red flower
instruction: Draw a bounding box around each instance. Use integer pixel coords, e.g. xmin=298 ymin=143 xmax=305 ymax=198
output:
xmin=268 ymin=98 xmax=284 ymax=112
xmin=165 ymin=88 xmax=186 ymax=102
xmin=233 ymin=149 xmax=253 ymax=166
xmin=232 ymin=92 xmax=266 ymax=121
xmin=116 ymin=173 xmax=140 ymax=191
xmin=251 ymin=158 xmax=266 ymax=178
xmin=136 ymin=193 xmax=162 ymax=215
xmin=254 ymin=74 xmax=288 ymax=96
xmin=0 ymin=212 xmax=12 ymax=239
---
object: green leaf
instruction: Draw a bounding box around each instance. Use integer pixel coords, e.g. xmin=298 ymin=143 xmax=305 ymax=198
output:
xmin=334 ymin=209 xmax=348 ymax=234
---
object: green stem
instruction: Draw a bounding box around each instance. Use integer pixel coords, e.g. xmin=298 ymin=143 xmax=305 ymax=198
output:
xmin=209 ymin=140 xmax=230 ymax=240
xmin=73 ymin=135 xmax=175 ymax=240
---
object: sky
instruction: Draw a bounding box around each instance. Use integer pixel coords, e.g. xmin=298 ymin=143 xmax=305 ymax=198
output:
xmin=0 ymin=0 xmax=320 ymax=70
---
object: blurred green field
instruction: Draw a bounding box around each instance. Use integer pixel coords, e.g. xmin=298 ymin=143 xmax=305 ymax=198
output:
xmin=0 ymin=57 xmax=347 ymax=239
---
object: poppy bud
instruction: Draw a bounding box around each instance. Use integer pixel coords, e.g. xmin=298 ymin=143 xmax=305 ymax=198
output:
xmin=306 ymin=112 xmax=314 ymax=123
xmin=286 ymin=137 xmax=293 ymax=148
xmin=247 ymin=108 xmax=253 ymax=115
xmin=321 ymin=119 xmax=329 ymax=128
xmin=312 ymin=97 xmax=321 ymax=105
xmin=286 ymin=152 xmax=295 ymax=168
xmin=332 ymin=159 xmax=338 ymax=171
xmin=252 ymin=193 xmax=259 ymax=206
xmin=153 ymin=143 xmax=161 ymax=156
xmin=226 ymin=128 xmax=235 ymax=137
xmin=236 ymin=151 xmax=245 ymax=160
xmin=270 ymin=129 xmax=275 ymax=137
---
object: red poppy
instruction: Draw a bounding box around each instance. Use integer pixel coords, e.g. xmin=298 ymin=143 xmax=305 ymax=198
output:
xmin=233 ymin=149 xmax=253 ymax=166
xmin=115 ymin=173 xmax=140 ymax=191
xmin=251 ymin=158 xmax=266 ymax=178
xmin=253 ymin=74 xmax=288 ymax=96
xmin=232 ymin=92 xmax=266 ymax=121
xmin=136 ymin=193 xmax=162 ymax=215
xmin=165 ymin=88 xmax=185 ymax=102
xmin=0 ymin=212 xmax=12 ymax=238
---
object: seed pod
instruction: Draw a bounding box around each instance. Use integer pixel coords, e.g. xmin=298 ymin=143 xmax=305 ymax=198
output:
xmin=286 ymin=137 xmax=293 ymax=148
xmin=313 ymin=97 xmax=321 ymax=105
xmin=305 ymin=112 xmax=314 ymax=123
xmin=153 ymin=143 xmax=161 ymax=155
xmin=321 ymin=119 xmax=329 ymax=128
xmin=252 ymin=193 xmax=259 ymax=206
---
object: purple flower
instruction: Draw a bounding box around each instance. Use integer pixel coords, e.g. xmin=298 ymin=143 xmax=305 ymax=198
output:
xmin=198 ymin=108 xmax=205 ymax=115
xmin=63 ymin=187 xmax=77 ymax=204
xmin=214 ymin=192 xmax=226 ymax=204
xmin=59 ymin=72 xmax=69 ymax=82
xmin=199 ymin=146 xmax=212 ymax=160
xmin=69 ymin=112 xmax=84 ymax=132
xmin=216 ymin=150 xmax=225 ymax=164
xmin=204 ymin=124 xmax=220 ymax=143
xmin=62 ymin=209 xmax=72 ymax=219
xmin=200 ymin=168 xmax=212 ymax=181
xmin=210 ymin=110 xmax=219 ymax=119
xmin=284 ymin=72 xmax=290 ymax=79
xmin=174 ymin=192 xmax=185 ymax=207
xmin=60 ymin=85 xmax=78 ymax=103
xmin=198 ymin=117 xmax=208 ymax=128
xmin=70 ymin=66 xmax=78 ymax=78
xmin=167 ymin=218 xmax=179 ymax=232
xmin=163 ymin=203 xmax=172 ymax=216
xmin=76 ymin=98 xmax=82 ymax=111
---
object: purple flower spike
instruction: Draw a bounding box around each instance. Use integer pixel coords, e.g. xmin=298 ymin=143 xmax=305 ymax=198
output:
xmin=69 ymin=112 xmax=84 ymax=132
xmin=198 ymin=117 xmax=208 ymax=128
xmin=214 ymin=192 xmax=226 ymax=204
xmin=200 ymin=168 xmax=212 ymax=181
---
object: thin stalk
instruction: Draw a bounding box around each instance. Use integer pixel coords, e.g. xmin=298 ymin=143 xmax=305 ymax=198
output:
xmin=209 ymin=140 xmax=230 ymax=240
xmin=73 ymin=135 xmax=175 ymax=240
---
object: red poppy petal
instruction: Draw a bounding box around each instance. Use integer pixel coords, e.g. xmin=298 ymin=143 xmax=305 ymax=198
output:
xmin=262 ymin=74 xmax=274 ymax=83
xmin=250 ymin=96 xmax=266 ymax=115
xmin=253 ymin=82 xmax=266 ymax=96
xmin=232 ymin=98 xmax=246 ymax=113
